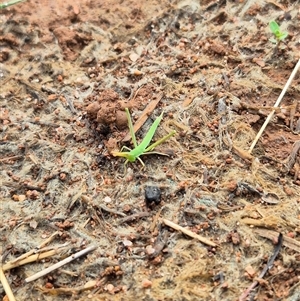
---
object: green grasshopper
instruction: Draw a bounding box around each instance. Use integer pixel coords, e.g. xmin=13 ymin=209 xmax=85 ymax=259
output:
xmin=0 ymin=0 xmax=26 ymax=9
xmin=111 ymin=108 xmax=176 ymax=167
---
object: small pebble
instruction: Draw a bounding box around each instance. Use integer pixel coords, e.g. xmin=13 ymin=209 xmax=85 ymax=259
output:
xmin=104 ymin=196 xmax=111 ymax=203
xmin=142 ymin=278 xmax=152 ymax=288
xmin=144 ymin=186 xmax=161 ymax=207
xmin=145 ymin=245 xmax=155 ymax=255
xmin=123 ymin=239 xmax=133 ymax=247
xmin=106 ymin=283 xmax=114 ymax=293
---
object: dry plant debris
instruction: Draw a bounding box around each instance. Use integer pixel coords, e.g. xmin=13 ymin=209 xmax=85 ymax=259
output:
xmin=0 ymin=0 xmax=300 ymax=300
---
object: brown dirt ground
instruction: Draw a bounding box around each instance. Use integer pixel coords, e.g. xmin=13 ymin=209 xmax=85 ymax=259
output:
xmin=1 ymin=0 xmax=300 ymax=300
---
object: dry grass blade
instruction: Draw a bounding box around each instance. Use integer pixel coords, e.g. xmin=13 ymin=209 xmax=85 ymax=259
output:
xmin=118 ymin=212 xmax=150 ymax=224
xmin=25 ymin=245 xmax=97 ymax=283
xmin=239 ymin=233 xmax=283 ymax=301
xmin=249 ymin=59 xmax=300 ymax=153
xmin=0 ymin=267 xmax=16 ymax=301
xmin=2 ymin=245 xmax=70 ymax=272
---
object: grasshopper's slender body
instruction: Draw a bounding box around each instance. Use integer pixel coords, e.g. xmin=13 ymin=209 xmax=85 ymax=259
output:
xmin=111 ymin=108 xmax=175 ymax=167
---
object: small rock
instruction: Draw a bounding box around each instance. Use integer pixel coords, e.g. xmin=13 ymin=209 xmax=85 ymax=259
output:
xmin=47 ymin=94 xmax=57 ymax=102
xmin=129 ymin=52 xmax=140 ymax=62
xmin=123 ymin=239 xmax=133 ymax=247
xmin=45 ymin=282 xmax=54 ymax=289
xmin=231 ymin=232 xmax=240 ymax=245
xmin=245 ymin=265 xmax=256 ymax=278
xmin=12 ymin=194 xmax=26 ymax=202
xmin=283 ymin=185 xmax=293 ymax=196
xmin=104 ymin=196 xmax=111 ymax=203
xmin=145 ymin=245 xmax=156 ymax=255
xmin=105 ymin=283 xmax=114 ymax=293
xmin=73 ymin=4 xmax=80 ymax=15
xmin=142 ymin=278 xmax=152 ymax=288
xmin=145 ymin=186 xmax=161 ymax=207
xmin=286 ymin=232 xmax=295 ymax=238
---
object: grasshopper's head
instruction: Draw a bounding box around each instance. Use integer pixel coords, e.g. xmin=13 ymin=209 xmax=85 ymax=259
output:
xmin=111 ymin=151 xmax=136 ymax=162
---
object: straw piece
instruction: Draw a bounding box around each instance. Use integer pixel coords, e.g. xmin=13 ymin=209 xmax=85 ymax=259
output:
xmin=249 ymin=59 xmax=300 ymax=153
xmin=25 ymin=245 xmax=97 ymax=283
xmin=0 ymin=267 xmax=16 ymax=301
xmin=2 ymin=245 xmax=69 ymax=271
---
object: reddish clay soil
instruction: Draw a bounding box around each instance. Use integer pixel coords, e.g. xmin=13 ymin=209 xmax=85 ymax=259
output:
xmin=0 ymin=0 xmax=300 ymax=300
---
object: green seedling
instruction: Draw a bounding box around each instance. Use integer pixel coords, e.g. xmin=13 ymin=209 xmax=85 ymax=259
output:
xmin=0 ymin=0 xmax=26 ymax=9
xmin=269 ymin=20 xmax=288 ymax=43
xmin=112 ymin=108 xmax=176 ymax=167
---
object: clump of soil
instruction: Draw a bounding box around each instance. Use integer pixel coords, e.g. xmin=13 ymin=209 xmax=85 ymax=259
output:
xmin=86 ymin=89 xmax=128 ymax=130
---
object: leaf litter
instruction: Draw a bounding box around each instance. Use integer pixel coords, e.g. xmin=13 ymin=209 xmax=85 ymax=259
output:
xmin=0 ymin=0 xmax=300 ymax=300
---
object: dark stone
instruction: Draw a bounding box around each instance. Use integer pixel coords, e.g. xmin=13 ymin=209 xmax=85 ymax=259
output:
xmin=144 ymin=186 xmax=161 ymax=207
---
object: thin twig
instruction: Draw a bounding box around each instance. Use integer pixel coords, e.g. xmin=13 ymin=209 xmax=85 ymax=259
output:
xmin=99 ymin=204 xmax=126 ymax=217
xmin=0 ymin=267 xmax=16 ymax=301
xmin=118 ymin=212 xmax=150 ymax=224
xmin=0 ymin=155 xmax=23 ymax=162
xmin=239 ymin=233 xmax=283 ymax=301
xmin=249 ymin=59 xmax=300 ymax=153
xmin=25 ymin=245 xmax=97 ymax=283
xmin=39 ymin=278 xmax=107 ymax=295
xmin=286 ymin=141 xmax=300 ymax=171
xmin=150 ymin=207 xmax=163 ymax=233
xmin=162 ymin=219 xmax=217 ymax=247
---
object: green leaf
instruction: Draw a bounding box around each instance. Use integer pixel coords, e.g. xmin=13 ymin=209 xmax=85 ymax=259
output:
xmin=269 ymin=21 xmax=280 ymax=34
xmin=269 ymin=20 xmax=288 ymax=42
xmin=278 ymin=32 xmax=288 ymax=40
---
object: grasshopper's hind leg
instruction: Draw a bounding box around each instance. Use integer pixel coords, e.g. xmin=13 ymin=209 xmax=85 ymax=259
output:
xmin=145 ymin=130 xmax=176 ymax=152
